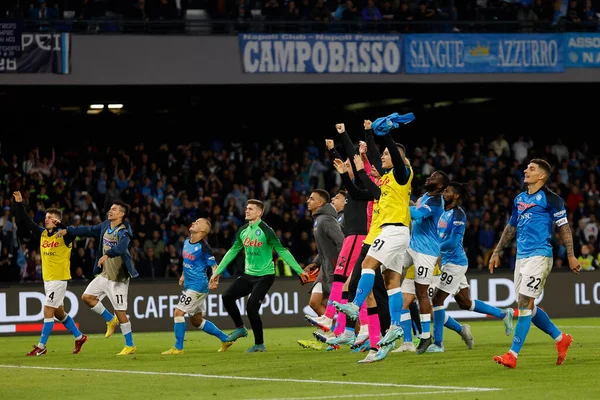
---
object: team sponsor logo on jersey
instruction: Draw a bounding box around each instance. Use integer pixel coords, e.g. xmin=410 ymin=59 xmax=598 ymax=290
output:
xmin=517 ymin=201 xmax=536 ymax=211
xmin=102 ymin=237 xmax=117 ymax=247
xmin=453 ymin=220 xmax=465 ymax=226
xmin=554 ymin=210 xmax=566 ymax=218
xmin=244 ymin=238 xmax=263 ymax=247
xmin=182 ymin=250 xmax=195 ymax=260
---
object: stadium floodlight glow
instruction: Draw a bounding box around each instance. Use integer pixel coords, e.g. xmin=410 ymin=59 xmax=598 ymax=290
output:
xmin=108 ymin=104 xmax=123 ymax=109
xmin=89 ymin=104 xmax=104 ymax=109
xmin=381 ymin=98 xmax=411 ymax=106
xmin=462 ymin=98 xmax=493 ymax=104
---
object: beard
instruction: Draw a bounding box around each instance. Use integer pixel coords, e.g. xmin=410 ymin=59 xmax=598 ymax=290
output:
xmin=423 ymin=182 xmax=438 ymax=192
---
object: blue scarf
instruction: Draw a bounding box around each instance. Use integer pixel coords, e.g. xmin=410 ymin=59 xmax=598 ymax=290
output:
xmin=372 ymin=112 xmax=415 ymax=136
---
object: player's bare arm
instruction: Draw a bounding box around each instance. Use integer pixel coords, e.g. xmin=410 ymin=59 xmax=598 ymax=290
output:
xmin=559 ymin=224 xmax=581 ymax=275
xmin=488 ymin=225 xmax=516 ymax=273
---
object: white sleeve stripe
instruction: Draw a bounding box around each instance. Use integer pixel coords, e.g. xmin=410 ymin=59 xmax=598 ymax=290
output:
xmin=555 ymin=217 xmax=568 ymax=227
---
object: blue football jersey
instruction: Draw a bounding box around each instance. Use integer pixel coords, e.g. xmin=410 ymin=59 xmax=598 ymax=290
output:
xmin=437 ymin=206 xmax=468 ymax=267
xmin=509 ymin=187 xmax=568 ymax=260
xmin=409 ymin=193 xmax=445 ymax=257
xmin=181 ymin=238 xmax=216 ymax=293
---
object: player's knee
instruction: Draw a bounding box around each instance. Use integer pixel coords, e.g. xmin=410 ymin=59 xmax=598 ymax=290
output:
xmin=221 ymin=292 xmax=235 ymax=303
xmin=81 ymin=294 xmax=95 ymax=306
xmin=246 ymin=300 xmax=261 ymax=316
xmin=456 ymin=297 xmax=471 ymax=310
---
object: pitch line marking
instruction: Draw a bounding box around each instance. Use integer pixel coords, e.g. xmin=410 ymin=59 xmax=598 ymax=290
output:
xmin=0 ymin=364 xmax=501 ymax=393
xmin=248 ymin=389 xmax=500 ymax=400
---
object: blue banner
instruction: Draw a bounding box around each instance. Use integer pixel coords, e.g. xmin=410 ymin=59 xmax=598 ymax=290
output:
xmin=404 ymin=34 xmax=565 ymax=74
xmin=238 ymin=33 xmax=403 ymax=74
xmin=565 ymin=33 xmax=600 ymax=67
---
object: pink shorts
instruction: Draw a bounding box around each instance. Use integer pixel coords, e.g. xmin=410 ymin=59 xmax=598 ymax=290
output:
xmin=334 ymin=234 xmax=366 ymax=277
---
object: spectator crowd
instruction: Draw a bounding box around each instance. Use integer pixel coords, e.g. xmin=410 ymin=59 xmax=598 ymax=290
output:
xmin=2 ymin=0 xmax=600 ymax=34
xmin=0 ymin=132 xmax=599 ymax=285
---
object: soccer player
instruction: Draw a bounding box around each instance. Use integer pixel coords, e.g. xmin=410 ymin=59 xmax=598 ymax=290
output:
xmin=299 ymin=188 xmax=344 ymax=346
xmin=306 ymin=125 xmax=373 ymax=338
xmin=58 ymin=200 xmax=139 ymax=356
xmin=400 ymin=170 xmax=449 ymax=354
xmin=490 ymin=159 xmax=580 ymax=368
xmin=13 ymin=191 xmax=88 ymax=356
xmin=209 ymin=199 xmax=310 ymax=352
xmin=330 ymin=122 xmax=393 ymax=362
xmin=162 ymin=218 xmax=233 ymax=355
xmin=336 ymin=117 xmax=413 ymax=362
xmin=319 ymin=155 xmax=383 ymax=353
xmin=430 ymin=182 xmax=514 ymax=353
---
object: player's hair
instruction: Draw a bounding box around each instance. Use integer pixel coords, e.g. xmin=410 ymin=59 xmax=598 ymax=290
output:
xmin=313 ymin=189 xmax=331 ymax=203
xmin=531 ymin=158 xmax=552 ymax=180
xmin=338 ymin=190 xmax=348 ymax=198
xmin=46 ymin=207 xmax=62 ymax=222
xmin=395 ymin=142 xmax=406 ymax=155
xmin=247 ymin=199 xmax=264 ymax=210
xmin=200 ymin=218 xmax=212 ymax=232
xmin=448 ymin=181 xmax=473 ymax=204
xmin=113 ymin=200 xmax=130 ymax=217
xmin=435 ymin=170 xmax=450 ymax=189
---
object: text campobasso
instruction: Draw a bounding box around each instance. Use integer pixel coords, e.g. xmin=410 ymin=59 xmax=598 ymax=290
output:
xmin=239 ymin=34 xmax=403 ymax=74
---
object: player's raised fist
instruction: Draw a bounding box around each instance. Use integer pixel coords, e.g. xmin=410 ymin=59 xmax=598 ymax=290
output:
xmin=325 ymin=139 xmax=334 ymax=150
xmin=335 ymin=123 xmax=345 ymax=134
xmin=364 ymin=120 xmax=372 ymax=130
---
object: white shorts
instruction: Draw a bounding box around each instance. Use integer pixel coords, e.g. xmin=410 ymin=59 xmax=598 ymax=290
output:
xmin=44 ymin=280 xmax=68 ymax=308
xmin=176 ymin=289 xmax=207 ymax=316
xmin=403 ymin=248 xmax=438 ymax=286
xmin=311 ymin=282 xmax=323 ymax=294
xmin=429 ymin=274 xmax=440 ymax=299
xmin=400 ymin=276 xmax=440 ymax=299
xmin=400 ymin=277 xmax=415 ymax=295
xmin=84 ymin=275 xmax=130 ymax=311
xmin=437 ymin=264 xmax=469 ymax=295
xmin=514 ymin=256 xmax=552 ymax=299
xmin=368 ymin=225 xmax=409 ymax=274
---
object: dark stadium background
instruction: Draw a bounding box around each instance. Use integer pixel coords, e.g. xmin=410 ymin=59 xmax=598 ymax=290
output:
xmin=0 ymin=81 xmax=587 ymax=153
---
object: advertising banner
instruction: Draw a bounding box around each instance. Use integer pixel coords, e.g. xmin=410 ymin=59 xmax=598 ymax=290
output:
xmin=0 ymin=32 xmax=70 ymax=74
xmin=565 ymin=33 xmax=600 ymax=68
xmin=404 ymin=33 xmax=565 ymax=74
xmin=0 ymin=20 xmax=23 ymax=57
xmin=1 ymin=272 xmax=598 ymax=335
xmin=238 ymin=33 xmax=403 ymax=74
